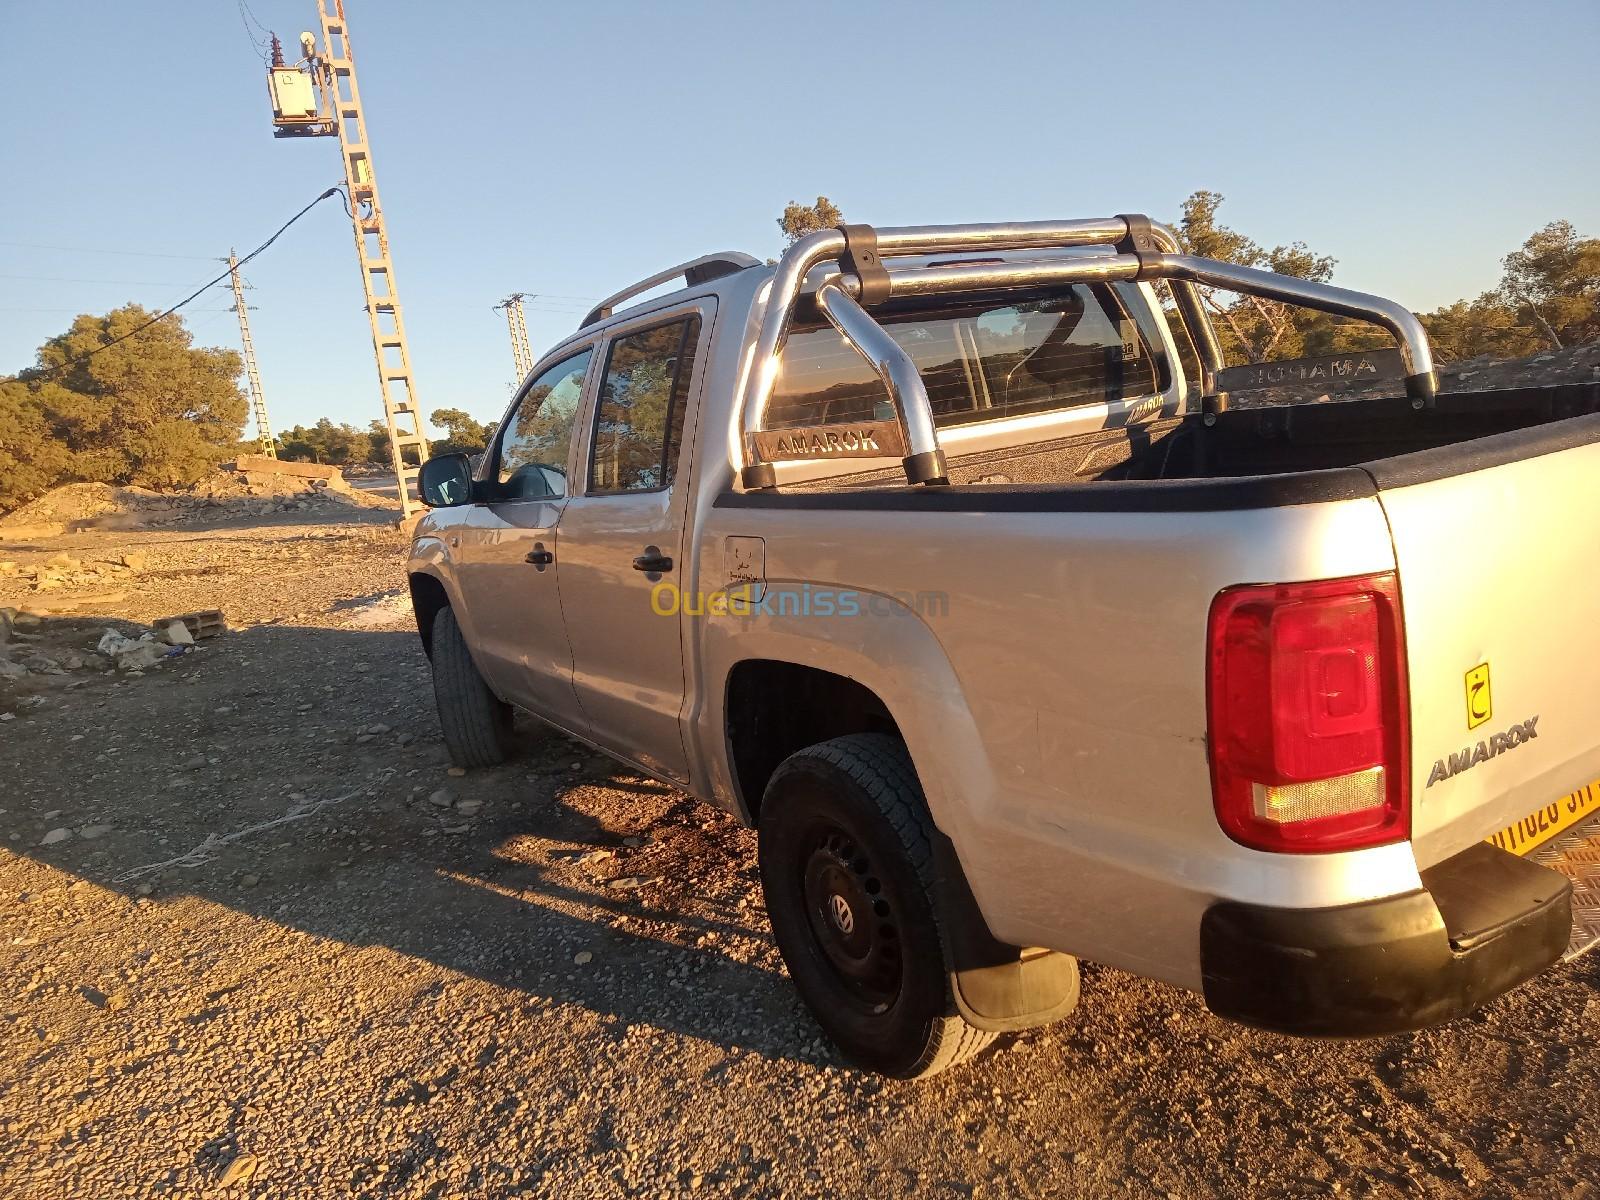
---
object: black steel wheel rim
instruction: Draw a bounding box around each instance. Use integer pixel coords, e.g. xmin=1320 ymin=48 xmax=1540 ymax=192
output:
xmin=798 ymin=823 xmax=903 ymax=1010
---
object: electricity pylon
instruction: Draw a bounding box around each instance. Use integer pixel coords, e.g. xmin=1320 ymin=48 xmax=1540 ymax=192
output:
xmin=227 ymin=252 xmax=276 ymax=457
xmin=265 ymin=2 xmax=428 ymax=514
xmin=496 ymin=294 xmax=534 ymax=382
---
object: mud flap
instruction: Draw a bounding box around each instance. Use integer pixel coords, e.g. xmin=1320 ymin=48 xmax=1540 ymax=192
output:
xmin=930 ymin=831 xmax=1080 ymax=1032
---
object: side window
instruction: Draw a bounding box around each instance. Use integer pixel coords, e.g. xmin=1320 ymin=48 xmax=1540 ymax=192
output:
xmin=588 ymin=316 xmax=701 ymax=493
xmin=494 ymin=348 xmax=592 ymax=500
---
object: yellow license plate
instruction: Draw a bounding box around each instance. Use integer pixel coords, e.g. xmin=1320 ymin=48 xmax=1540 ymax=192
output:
xmin=1487 ymin=780 xmax=1600 ymax=856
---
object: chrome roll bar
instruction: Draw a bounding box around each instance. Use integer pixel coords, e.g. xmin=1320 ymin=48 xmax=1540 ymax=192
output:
xmin=828 ymin=253 xmax=1143 ymax=300
xmin=1149 ymin=254 xmax=1438 ymax=398
xmin=1147 ymin=224 xmax=1228 ymax=411
xmin=737 ymin=220 xmax=1173 ymax=489
xmin=735 ymin=217 xmax=1437 ymax=489
xmin=814 ymin=281 xmax=949 ymax=484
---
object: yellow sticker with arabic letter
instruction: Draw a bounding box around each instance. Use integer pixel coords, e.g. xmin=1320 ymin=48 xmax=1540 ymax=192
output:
xmin=1465 ymin=662 xmax=1492 ymax=730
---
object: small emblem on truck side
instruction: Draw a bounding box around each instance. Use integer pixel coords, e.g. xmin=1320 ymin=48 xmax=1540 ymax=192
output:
xmin=751 ymin=419 xmax=908 ymax=462
xmin=1426 ymin=716 xmax=1539 ymax=788
xmin=1466 ymin=662 xmax=1492 ymax=729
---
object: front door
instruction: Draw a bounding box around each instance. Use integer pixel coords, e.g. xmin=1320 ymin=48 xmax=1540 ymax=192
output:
xmin=454 ymin=346 xmax=593 ymax=728
xmin=556 ymin=305 xmax=711 ymax=782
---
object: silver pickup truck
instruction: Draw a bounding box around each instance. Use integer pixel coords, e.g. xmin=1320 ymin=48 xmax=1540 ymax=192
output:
xmin=407 ymin=216 xmax=1600 ymax=1077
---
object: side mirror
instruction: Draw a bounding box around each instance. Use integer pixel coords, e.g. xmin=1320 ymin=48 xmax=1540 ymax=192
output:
xmin=418 ymin=454 xmax=475 ymax=508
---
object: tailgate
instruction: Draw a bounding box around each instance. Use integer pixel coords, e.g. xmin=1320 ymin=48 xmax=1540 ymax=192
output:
xmin=1374 ymin=419 xmax=1600 ymax=868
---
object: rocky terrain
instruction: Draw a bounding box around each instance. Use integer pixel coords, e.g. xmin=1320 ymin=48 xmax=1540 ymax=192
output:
xmin=2 ymin=413 xmax=1599 ymax=1197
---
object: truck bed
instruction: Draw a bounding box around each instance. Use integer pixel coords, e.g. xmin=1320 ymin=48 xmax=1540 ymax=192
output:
xmin=785 ymin=382 xmax=1600 ymax=502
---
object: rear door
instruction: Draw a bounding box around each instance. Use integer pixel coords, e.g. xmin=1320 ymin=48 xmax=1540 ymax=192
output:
xmin=555 ymin=302 xmax=712 ymax=783
xmin=1378 ymin=424 xmax=1600 ymax=867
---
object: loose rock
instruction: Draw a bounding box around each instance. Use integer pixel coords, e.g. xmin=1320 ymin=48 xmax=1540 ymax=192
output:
xmin=217 ymin=1153 xmax=259 ymax=1189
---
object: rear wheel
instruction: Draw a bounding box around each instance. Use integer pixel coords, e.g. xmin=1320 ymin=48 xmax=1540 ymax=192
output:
xmin=429 ymin=606 xmax=515 ymax=767
xmin=758 ymin=733 xmax=995 ymax=1078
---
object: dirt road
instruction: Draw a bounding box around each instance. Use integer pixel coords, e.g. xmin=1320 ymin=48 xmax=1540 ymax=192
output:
xmin=2 ymin=503 xmax=1597 ymax=1199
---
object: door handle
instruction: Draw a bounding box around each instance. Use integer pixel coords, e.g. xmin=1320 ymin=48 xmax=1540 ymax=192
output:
xmin=632 ymin=549 xmax=673 ymax=573
xmin=525 ymin=548 xmax=554 ymax=566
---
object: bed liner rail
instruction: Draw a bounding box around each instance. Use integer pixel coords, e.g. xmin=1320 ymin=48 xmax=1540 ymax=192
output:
xmin=736 ymin=215 xmax=1438 ymax=490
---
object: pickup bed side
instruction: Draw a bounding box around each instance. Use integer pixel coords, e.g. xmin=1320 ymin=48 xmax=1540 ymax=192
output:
xmin=698 ymin=486 xmax=1414 ymax=988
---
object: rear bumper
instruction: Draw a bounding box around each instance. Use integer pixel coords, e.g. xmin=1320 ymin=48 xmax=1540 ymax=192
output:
xmin=1199 ymin=841 xmax=1571 ymax=1037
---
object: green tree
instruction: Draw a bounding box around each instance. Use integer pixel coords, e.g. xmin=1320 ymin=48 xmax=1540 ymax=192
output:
xmin=1420 ymin=294 xmax=1542 ymax=363
xmin=1499 ymin=220 xmax=1600 ymax=349
xmin=428 ymin=407 xmax=494 ymax=458
xmin=1420 ymin=221 xmax=1599 ymax=362
xmin=278 ymin=418 xmax=369 ymax=464
xmin=16 ymin=305 xmax=246 ymax=488
xmin=366 ymin=419 xmax=392 ymax=465
xmin=0 ymin=381 xmax=74 ymax=511
xmin=778 ymin=195 xmax=844 ymax=245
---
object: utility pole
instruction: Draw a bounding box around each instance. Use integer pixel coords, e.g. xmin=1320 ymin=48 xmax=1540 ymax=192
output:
xmin=264 ymin=4 xmax=428 ymax=514
xmin=495 ymin=293 xmax=534 ymax=382
xmin=227 ymin=251 xmax=276 ymax=458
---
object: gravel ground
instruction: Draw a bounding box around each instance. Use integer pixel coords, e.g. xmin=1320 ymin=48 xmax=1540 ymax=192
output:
xmin=1 ymin=501 xmax=1598 ymax=1200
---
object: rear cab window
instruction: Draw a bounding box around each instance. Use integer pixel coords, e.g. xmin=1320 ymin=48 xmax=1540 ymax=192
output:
xmin=768 ymin=284 xmax=1159 ymax=432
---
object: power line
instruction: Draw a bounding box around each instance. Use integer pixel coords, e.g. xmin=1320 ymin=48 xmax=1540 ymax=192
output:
xmin=0 ymin=306 xmax=241 ymax=314
xmin=501 ymin=291 xmax=603 ymax=303
xmin=0 ymin=239 xmax=218 ymax=262
xmin=236 ymin=0 xmax=273 ymax=64
xmin=0 ymin=271 xmax=220 ymax=288
xmin=238 ymin=0 xmax=273 ymax=39
xmin=27 ymin=187 xmax=343 ymax=379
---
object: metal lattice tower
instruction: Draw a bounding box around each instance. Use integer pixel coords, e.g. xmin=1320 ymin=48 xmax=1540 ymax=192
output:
xmin=269 ymin=1 xmax=428 ymax=514
xmin=498 ymin=293 xmax=534 ymax=382
xmin=228 ymin=251 xmax=276 ymax=457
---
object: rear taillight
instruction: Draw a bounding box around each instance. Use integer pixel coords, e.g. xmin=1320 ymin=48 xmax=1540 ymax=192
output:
xmin=1206 ymin=572 xmax=1409 ymax=853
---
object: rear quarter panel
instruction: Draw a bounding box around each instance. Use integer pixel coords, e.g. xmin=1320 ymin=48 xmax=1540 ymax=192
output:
xmin=695 ymin=493 xmax=1419 ymax=987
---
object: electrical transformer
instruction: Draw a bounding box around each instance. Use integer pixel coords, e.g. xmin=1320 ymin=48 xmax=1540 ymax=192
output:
xmin=268 ymin=67 xmax=319 ymax=126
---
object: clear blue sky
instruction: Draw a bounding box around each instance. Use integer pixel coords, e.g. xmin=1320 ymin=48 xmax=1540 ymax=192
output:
xmin=4 ymin=0 xmax=1597 ymax=438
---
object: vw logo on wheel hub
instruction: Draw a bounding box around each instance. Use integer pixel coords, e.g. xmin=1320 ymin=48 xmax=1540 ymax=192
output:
xmin=828 ymin=893 xmax=855 ymax=935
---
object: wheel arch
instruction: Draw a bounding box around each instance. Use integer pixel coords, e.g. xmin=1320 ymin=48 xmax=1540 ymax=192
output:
xmin=407 ymin=569 xmax=452 ymax=658
xmin=724 ymin=660 xmax=903 ymax=822
xmin=705 ymin=612 xmax=988 ymax=839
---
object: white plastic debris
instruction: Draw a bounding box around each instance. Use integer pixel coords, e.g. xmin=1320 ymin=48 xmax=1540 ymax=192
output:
xmin=96 ymin=628 xmax=166 ymax=672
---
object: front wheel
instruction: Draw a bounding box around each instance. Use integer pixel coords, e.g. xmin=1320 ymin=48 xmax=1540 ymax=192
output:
xmin=429 ymin=606 xmax=515 ymax=767
xmin=758 ymin=733 xmax=995 ymax=1078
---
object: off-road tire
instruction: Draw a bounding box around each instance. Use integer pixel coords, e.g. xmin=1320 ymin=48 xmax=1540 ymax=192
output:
xmin=758 ymin=733 xmax=996 ymax=1078
xmin=429 ymin=606 xmax=515 ymax=768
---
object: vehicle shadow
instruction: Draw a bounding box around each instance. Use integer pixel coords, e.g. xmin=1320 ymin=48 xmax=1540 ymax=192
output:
xmin=1 ymin=619 xmax=811 ymax=1065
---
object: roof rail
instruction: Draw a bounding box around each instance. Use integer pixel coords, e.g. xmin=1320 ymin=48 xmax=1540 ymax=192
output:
xmin=580 ymin=252 xmax=761 ymax=329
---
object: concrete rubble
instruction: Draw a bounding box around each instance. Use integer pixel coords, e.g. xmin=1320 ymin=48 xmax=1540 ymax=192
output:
xmin=0 ymin=605 xmax=228 ymax=692
xmin=7 ymin=551 xmax=145 ymax=594
xmin=95 ymin=629 xmax=170 ymax=672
